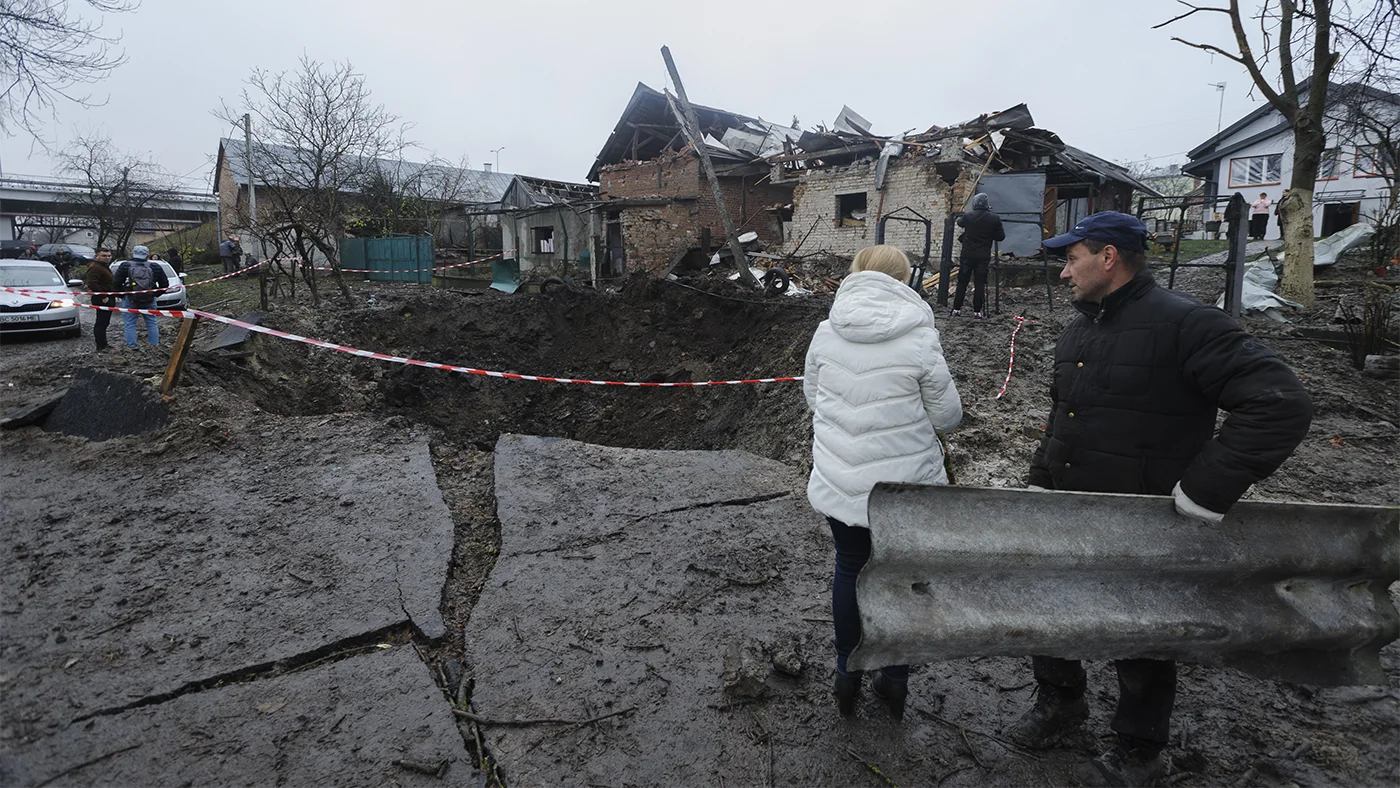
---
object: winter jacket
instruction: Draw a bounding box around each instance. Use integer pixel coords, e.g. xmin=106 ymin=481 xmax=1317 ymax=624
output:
xmin=957 ymin=209 xmax=1005 ymax=260
xmin=112 ymin=260 xmax=169 ymax=307
xmin=804 ymin=271 xmax=963 ymax=526
xmin=83 ymin=261 xmax=115 ymax=306
xmin=1029 ymin=273 xmax=1312 ymax=514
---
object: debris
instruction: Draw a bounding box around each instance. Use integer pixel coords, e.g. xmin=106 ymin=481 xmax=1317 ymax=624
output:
xmin=722 ymin=641 xmax=769 ymax=699
xmin=0 ymin=389 xmax=67 ymax=430
xmin=393 ymin=758 xmax=449 ymax=778
xmin=771 ymin=643 xmax=804 ymax=677
xmin=452 ymin=706 xmax=635 ymax=727
xmin=1272 ymin=223 xmax=1375 ymax=267
xmin=1363 ymin=355 xmax=1400 ymax=379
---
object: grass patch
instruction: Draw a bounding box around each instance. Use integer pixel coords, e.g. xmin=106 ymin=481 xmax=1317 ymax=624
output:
xmin=1162 ymin=239 xmax=1230 ymax=264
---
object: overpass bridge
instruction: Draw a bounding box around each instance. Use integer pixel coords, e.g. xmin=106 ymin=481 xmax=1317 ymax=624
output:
xmin=0 ymin=174 xmax=218 ymax=242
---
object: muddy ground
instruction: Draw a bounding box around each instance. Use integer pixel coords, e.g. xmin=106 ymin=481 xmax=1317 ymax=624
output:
xmin=0 ymin=251 xmax=1396 ymax=786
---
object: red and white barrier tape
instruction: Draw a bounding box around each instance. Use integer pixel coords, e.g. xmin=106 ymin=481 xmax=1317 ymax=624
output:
xmin=76 ymin=302 xmax=803 ymax=387
xmin=994 ymin=316 xmax=1028 ymax=400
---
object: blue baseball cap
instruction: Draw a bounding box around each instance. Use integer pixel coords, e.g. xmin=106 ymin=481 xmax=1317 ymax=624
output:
xmin=131 ymin=245 xmax=149 ymax=260
xmin=1043 ymin=211 xmax=1148 ymax=253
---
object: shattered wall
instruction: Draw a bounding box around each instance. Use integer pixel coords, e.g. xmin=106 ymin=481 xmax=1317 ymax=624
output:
xmin=599 ymin=152 xmax=794 ymax=275
xmin=501 ymin=207 xmax=591 ymax=278
xmin=783 ymin=157 xmax=980 ymax=265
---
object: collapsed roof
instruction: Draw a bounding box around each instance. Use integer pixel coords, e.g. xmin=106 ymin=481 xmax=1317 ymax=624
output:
xmin=590 ymin=87 xmax=1159 ymax=197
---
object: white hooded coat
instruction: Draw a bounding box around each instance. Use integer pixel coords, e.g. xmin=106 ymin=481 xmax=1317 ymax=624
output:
xmin=804 ymin=271 xmax=963 ymax=526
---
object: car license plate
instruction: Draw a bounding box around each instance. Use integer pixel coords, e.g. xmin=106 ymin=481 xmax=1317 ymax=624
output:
xmin=0 ymin=314 xmax=41 ymax=323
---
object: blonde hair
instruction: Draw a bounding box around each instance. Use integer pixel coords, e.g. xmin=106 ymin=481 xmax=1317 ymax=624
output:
xmin=850 ymin=245 xmax=911 ymax=283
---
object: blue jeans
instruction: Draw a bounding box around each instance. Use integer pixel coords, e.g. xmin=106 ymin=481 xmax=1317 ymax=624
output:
xmin=828 ymin=517 xmax=909 ymax=683
xmin=121 ymin=297 xmax=159 ymax=347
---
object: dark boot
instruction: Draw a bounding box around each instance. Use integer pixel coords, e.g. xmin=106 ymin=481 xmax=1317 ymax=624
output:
xmin=834 ymin=672 xmax=861 ymax=717
xmin=1004 ymin=686 xmax=1089 ymax=749
xmin=871 ymin=670 xmax=908 ymax=721
xmin=1076 ymin=741 xmax=1167 ymax=787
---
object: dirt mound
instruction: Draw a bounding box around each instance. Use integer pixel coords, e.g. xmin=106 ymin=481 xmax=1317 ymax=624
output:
xmin=44 ymin=368 xmax=169 ymax=441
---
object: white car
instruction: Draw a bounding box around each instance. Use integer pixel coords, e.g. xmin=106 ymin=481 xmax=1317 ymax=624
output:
xmin=149 ymin=261 xmax=190 ymax=311
xmin=0 ymin=261 xmax=80 ymax=339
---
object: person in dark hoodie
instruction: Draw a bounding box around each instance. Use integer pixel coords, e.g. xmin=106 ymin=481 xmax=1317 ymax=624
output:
xmin=951 ymin=193 xmax=1005 ymax=318
xmin=83 ymin=248 xmax=116 ymax=352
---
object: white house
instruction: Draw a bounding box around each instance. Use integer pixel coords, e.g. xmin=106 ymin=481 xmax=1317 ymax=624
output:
xmin=1184 ymin=81 xmax=1397 ymax=240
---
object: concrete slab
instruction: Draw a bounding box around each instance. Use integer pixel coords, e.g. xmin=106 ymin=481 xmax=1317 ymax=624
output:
xmin=204 ymin=312 xmax=264 ymax=351
xmin=4 ymin=646 xmax=473 ymax=787
xmin=0 ymin=429 xmax=453 ymax=742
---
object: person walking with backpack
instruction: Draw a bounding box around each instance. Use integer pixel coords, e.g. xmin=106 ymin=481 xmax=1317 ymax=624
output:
xmin=112 ymin=245 xmax=169 ymax=349
xmin=83 ymin=248 xmax=116 ymax=352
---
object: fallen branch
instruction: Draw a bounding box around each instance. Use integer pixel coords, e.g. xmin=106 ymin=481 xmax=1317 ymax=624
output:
xmin=911 ymin=705 xmax=1040 ymax=761
xmin=453 ymin=706 xmax=635 ymax=727
xmin=393 ymin=758 xmax=448 ymax=778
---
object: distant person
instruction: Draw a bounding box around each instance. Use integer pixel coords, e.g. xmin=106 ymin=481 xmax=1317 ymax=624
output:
xmin=219 ymin=234 xmax=242 ymax=274
xmin=1274 ymin=189 xmax=1289 ymax=240
xmin=803 ymin=244 xmax=963 ymax=722
xmin=951 ymin=193 xmax=1005 ymax=319
xmin=20 ymin=246 xmax=39 ymax=260
xmin=84 ymin=248 xmax=116 ymax=352
xmin=1250 ymin=192 xmax=1271 ymax=240
xmin=112 ymin=245 xmax=169 ymax=349
xmin=165 ymin=247 xmax=184 ymax=274
xmin=53 ymin=247 xmax=74 ymax=282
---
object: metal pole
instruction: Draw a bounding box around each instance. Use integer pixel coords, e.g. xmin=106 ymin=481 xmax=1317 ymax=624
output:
xmin=243 ymin=113 xmax=257 ymax=260
xmin=1211 ymin=83 xmax=1226 ymax=136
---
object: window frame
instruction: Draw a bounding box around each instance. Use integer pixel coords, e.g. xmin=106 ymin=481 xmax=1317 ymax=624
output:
xmin=835 ymin=191 xmax=868 ymax=228
xmin=1227 ymin=153 xmax=1284 ymax=188
xmin=1354 ymin=144 xmax=1394 ymax=179
xmin=1316 ymin=148 xmax=1343 ymax=181
xmin=531 ymin=226 xmax=555 ymax=254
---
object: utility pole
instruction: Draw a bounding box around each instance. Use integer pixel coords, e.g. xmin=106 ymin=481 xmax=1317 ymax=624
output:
xmin=243 ymin=113 xmax=257 ymax=235
xmin=491 ymin=146 xmax=505 ymax=173
xmin=1210 ymin=83 xmax=1227 ymax=136
xmin=660 ymin=46 xmax=759 ymax=288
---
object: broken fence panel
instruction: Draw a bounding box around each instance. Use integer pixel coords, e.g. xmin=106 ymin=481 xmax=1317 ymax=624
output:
xmin=849 ymin=484 xmax=1399 ymax=686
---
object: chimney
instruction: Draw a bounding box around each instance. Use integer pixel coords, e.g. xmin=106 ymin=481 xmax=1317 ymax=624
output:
xmin=483 ymin=163 xmax=492 ymax=173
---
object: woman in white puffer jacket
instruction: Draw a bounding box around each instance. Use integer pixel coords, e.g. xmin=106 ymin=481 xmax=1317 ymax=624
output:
xmin=803 ymin=244 xmax=962 ymax=721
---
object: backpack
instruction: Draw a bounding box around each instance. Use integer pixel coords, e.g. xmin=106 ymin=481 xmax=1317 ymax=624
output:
xmin=128 ymin=259 xmax=156 ymax=291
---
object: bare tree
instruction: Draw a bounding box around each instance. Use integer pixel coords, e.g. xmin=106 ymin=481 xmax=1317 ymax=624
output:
xmin=0 ymin=0 xmax=138 ymax=138
xmin=217 ymin=56 xmax=408 ymax=306
xmin=60 ymin=131 xmax=176 ymax=254
xmin=1156 ymin=0 xmax=1399 ymax=306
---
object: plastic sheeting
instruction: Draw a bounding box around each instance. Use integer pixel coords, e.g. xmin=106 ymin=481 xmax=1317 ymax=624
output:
xmin=1274 ymin=222 xmax=1375 ymax=267
xmin=1216 ymin=255 xmax=1301 ymax=320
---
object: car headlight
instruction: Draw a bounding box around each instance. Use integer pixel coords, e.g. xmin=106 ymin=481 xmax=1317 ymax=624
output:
xmin=49 ymin=299 xmax=75 ymax=308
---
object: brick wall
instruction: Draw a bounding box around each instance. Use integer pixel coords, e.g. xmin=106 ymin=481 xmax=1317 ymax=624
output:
xmin=782 ymin=158 xmax=980 ymax=266
xmin=599 ymin=152 xmax=794 ymax=274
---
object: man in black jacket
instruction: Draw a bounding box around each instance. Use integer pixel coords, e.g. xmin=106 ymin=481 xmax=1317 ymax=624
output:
xmin=951 ymin=192 xmax=1005 ymax=318
xmin=1006 ymin=212 xmax=1312 ymax=786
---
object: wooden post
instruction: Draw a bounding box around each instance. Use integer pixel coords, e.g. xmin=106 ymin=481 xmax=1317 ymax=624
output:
xmin=160 ymin=315 xmax=201 ymax=395
xmin=660 ymin=46 xmax=760 ymax=289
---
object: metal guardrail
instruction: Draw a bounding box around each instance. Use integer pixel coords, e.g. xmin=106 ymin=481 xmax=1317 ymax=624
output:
xmin=849 ymin=484 xmax=1399 ymax=686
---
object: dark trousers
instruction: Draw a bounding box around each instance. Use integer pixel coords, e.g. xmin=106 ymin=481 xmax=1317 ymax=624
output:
xmin=828 ymin=517 xmax=910 ymax=682
xmin=953 ymin=255 xmax=990 ymax=313
xmin=1033 ymin=655 xmax=1177 ymax=745
xmin=221 ymin=256 xmax=237 ymax=274
xmin=1249 ymin=213 xmax=1269 ymax=239
xmin=93 ymin=304 xmax=111 ymax=350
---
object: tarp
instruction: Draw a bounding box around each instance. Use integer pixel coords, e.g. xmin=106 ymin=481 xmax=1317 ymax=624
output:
xmin=1215 ymin=255 xmax=1302 ymax=320
xmin=1275 ymin=222 xmax=1375 ymax=267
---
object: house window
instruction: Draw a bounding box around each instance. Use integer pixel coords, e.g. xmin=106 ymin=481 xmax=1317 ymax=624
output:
xmin=1228 ymin=154 xmax=1283 ymax=187
xmin=836 ymin=192 xmax=867 ymax=227
xmin=1317 ymin=148 xmax=1342 ymax=180
xmin=532 ymin=226 xmax=555 ymax=254
xmin=1355 ymin=145 xmax=1395 ymax=178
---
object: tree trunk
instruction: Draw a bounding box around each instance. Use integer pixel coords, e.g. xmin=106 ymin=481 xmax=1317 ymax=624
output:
xmin=1277 ymin=122 xmax=1326 ymax=306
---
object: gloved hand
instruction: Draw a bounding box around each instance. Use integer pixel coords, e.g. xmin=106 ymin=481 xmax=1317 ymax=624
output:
xmin=1027 ymin=484 xmax=1049 ymax=492
xmin=1172 ymin=482 xmax=1224 ymax=523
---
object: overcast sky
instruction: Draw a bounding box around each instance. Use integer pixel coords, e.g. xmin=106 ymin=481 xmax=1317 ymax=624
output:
xmin=2 ymin=0 xmax=1284 ymax=189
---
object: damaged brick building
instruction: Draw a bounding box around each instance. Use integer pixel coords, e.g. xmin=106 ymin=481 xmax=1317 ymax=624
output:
xmin=589 ymin=84 xmax=799 ymax=277
xmin=589 ymin=87 xmax=1159 ymax=277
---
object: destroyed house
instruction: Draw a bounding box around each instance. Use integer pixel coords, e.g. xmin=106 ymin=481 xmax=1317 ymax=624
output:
xmin=590 ymin=83 xmax=800 ymax=277
xmin=768 ymin=104 xmax=1162 ymax=264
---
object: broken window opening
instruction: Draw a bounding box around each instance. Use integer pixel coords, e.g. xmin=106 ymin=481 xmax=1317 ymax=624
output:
xmin=533 ymin=226 xmax=555 ymax=254
xmin=836 ymin=192 xmax=868 ymax=227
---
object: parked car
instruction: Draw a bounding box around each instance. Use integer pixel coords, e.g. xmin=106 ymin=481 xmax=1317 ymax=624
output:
xmin=36 ymin=243 xmax=97 ymax=263
xmin=0 ymin=261 xmax=80 ymax=339
xmin=149 ymin=261 xmax=190 ymax=311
